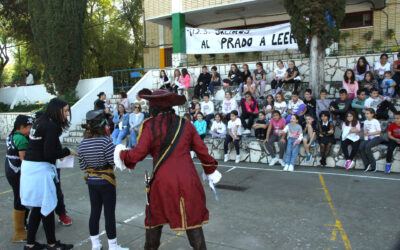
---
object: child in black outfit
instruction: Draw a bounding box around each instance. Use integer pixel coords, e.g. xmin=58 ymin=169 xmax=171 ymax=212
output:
xmin=318 ymin=111 xmax=336 ymax=166
xmin=253 ymin=112 xmax=268 ymax=141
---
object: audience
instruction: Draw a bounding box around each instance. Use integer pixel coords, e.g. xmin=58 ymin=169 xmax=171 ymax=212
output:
xmin=354 ymin=56 xmax=370 ymax=81
xmin=209 ymin=66 xmax=221 ymax=96
xmin=386 ymin=112 xmax=400 ymax=173
xmin=286 ymin=91 xmax=306 ymax=125
xmin=116 ymin=92 xmax=131 ymax=113
xmin=304 ymin=89 xmax=317 ymax=119
xmin=392 ymin=52 xmax=400 ymax=96
xmin=209 ymin=113 xmax=226 ymax=138
xmin=221 ymin=91 xmax=239 ymax=122
xmin=253 ymin=62 xmax=267 ymax=98
xmin=360 ymin=108 xmax=382 ymax=172
xmin=134 ymin=93 xmax=149 ymax=117
xmin=341 ymin=111 xmax=361 ymax=170
xmin=283 ymin=60 xmax=301 ymax=92
xmin=303 ymin=114 xmax=317 ymax=163
xmin=271 ymin=60 xmax=287 ymax=95
xmin=239 ymin=64 xmax=252 ymax=96
xmin=283 ymin=114 xmax=303 ymax=172
xmin=265 ymin=110 xmax=286 ymax=167
xmin=330 ymin=89 xmax=352 ymax=122
xmin=240 ymin=91 xmax=259 ymax=135
xmin=194 ymin=112 xmax=207 ymax=140
xmin=194 ymin=66 xmax=211 ymax=98
xmin=343 ymin=69 xmax=359 ymax=100
xmin=361 ymin=71 xmax=379 ymax=93
xmin=201 ymin=93 xmax=215 ymax=127
xmin=243 ymin=76 xmax=257 ymax=98
xmin=351 ymin=89 xmax=367 ymax=120
xmin=179 ymin=68 xmax=191 ymax=93
xmin=316 ymin=89 xmax=331 ymax=118
xmin=274 ymin=93 xmax=287 ymax=118
xmin=374 ymin=53 xmax=391 ymax=83
xmin=252 ymin=112 xmax=267 ymax=141
xmin=188 ymin=95 xmax=200 ymax=118
xmin=111 ymin=104 xmax=130 ymax=145
xmin=364 ymin=88 xmax=397 ymax=119
xmin=264 ymin=95 xmax=274 ymax=120
xmin=380 ymin=71 xmax=396 ymax=98
xmin=224 ymin=110 xmax=242 ymax=164
xmin=318 ymin=111 xmax=335 ymax=166
xmin=223 ymin=64 xmax=242 ymax=86
xmin=128 ymin=104 xmax=144 ymax=148
xmin=159 ymin=70 xmax=171 ymax=91
xmin=171 ymin=69 xmax=181 ymax=93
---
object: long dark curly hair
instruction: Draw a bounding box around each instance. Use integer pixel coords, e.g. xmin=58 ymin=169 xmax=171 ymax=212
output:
xmin=149 ymin=106 xmax=178 ymax=153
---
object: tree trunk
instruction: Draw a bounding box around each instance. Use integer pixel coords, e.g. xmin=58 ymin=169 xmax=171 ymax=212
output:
xmin=309 ymin=35 xmax=325 ymax=98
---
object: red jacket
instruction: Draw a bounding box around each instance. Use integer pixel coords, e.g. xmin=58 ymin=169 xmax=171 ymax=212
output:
xmin=120 ymin=114 xmax=218 ymax=230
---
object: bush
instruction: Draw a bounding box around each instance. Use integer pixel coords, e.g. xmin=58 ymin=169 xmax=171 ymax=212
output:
xmin=0 ymin=102 xmax=47 ymax=113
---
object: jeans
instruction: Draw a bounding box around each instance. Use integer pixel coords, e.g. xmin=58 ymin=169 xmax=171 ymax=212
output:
xmin=55 ymin=169 xmax=66 ymax=216
xmin=264 ymin=134 xmax=286 ymax=159
xmin=224 ymin=134 xmax=241 ymax=155
xmin=360 ymin=137 xmax=382 ymax=168
xmin=285 ymin=137 xmax=300 ymax=166
xmin=238 ymin=83 xmax=244 ymax=96
xmin=112 ymin=128 xmax=129 ymax=145
xmin=208 ymin=81 xmax=221 ymax=96
xmin=387 ymin=139 xmax=400 ymax=162
xmin=209 ymin=130 xmax=226 ymax=138
xmin=27 ymin=208 xmax=56 ymax=245
xmin=88 ymin=183 xmax=116 ymax=239
xmin=129 ymin=128 xmax=139 ymax=148
xmin=341 ymin=139 xmax=360 ymax=160
xmin=204 ymin=114 xmax=214 ymax=127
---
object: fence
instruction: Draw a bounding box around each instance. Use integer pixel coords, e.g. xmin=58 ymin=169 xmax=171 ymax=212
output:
xmin=107 ymin=68 xmax=156 ymax=91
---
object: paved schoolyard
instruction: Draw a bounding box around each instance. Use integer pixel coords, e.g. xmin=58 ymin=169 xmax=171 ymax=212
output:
xmin=0 ymin=143 xmax=399 ymax=250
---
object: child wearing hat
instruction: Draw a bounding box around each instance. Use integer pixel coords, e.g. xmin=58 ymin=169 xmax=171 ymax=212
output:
xmin=5 ymin=115 xmax=33 ymax=242
xmin=79 ymin=110 xmax=128 ymax=250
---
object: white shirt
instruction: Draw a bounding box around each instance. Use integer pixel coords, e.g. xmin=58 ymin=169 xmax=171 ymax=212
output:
xmin=363 ymin=119 xmax=381 ymax=140
xmin=201 ymin=101 xmax=214 ymax=115
xmin=274 ymin=101 xmax=287 ymax=115
xmin=210 ymin=121 xmax=226 ymax=135
xmin=374 ymin=62 xmax=391 ymax=76
xmin=364 ymin=97 xmax=383 ymax=111
xmin=26 ymin=74 xmax=34 ymax=85
xmin=228 ymin=118 xmax=242 ymax=136
xmin=222 ymin=99 xmax=239 ymax=114
xmin=274 ymin=67 xmax=287 ymax=79
xmin=288 ymin=99 xmax=304 ymax=113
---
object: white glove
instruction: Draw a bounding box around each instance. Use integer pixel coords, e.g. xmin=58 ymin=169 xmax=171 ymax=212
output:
xmin=114 ymin=144 xmax=127 ymax=171
xmin=202 ymin=170 xmax=222 ymax=184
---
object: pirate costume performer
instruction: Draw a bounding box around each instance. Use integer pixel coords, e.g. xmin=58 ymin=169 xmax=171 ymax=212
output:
xmin=5 ymin=115 xmax=33 ymax=242
xmin=114 ymin=89 xmax=221 ymax=250
xmin=78 ymin=110 xmax=128 ymax=250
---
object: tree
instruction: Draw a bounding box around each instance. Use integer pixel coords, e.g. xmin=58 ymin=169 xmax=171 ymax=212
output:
xmin=0 ymin=28 xmax=10 ymax=79
xmin=28 ymin=0 xmax=87 ymax=95
xmin=283 ymin=0 xmax=345 ymax=96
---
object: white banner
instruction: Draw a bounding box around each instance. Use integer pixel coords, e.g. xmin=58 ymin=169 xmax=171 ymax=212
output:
xmin=185 ymin=23 xmax=298 ymax=54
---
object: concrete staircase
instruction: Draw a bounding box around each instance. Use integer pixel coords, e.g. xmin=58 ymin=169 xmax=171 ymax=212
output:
xmin=62 ymin=94 xmax=120 ymax=144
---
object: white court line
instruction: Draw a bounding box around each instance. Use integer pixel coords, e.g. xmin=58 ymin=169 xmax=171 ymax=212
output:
xmin=224 ymin=167 xmax=236 ymax=173
xmin=74 ymin=212 xmax=144 ymax=248
xmin=142 ymin=157 xmax=400 ymax=182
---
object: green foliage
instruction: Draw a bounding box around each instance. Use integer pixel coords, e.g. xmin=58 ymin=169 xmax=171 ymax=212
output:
xmin=283 ymin=0 xmax=346 ymax=54
xmin=363 ymin=31 xmax=374 ymax=41
xmin=58 ymin=89 xmax=79 ymax=106
xmin=28 ymin=0 xmax=87 ymax=95
xmin=0 ymin=102 xmax=47 ymax=113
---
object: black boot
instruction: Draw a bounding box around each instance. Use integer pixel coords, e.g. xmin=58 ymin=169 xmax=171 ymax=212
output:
xmin=186 ymin=228 xmax=207 ymax=250
xmin=144 ymin=226 xmax=163 ymax=250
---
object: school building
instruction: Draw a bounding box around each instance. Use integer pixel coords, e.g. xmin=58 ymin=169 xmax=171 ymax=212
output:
xmin=142 ymin=0 xmax=400 ymax=69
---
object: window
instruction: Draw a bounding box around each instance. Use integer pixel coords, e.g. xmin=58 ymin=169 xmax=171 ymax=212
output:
xmin=341 ymin=11 xmax=373 ymax=29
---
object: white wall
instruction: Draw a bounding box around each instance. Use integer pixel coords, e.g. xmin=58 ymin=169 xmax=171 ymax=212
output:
xmin=0 ymin=85 xmax=53 ymax=109
xmin=68 ymin=76 xmax=113 ymax=134
xmin=0 ymin=112 xmax=31 ymax=140
xmin=127 ymin=71 xmax=154 ymax=102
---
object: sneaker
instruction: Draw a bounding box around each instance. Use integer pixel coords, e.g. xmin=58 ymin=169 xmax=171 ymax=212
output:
xmin=224 ymin=154 xmax=229 ymax=162
xmin=110 ymin=246 xmax=129 ymax=250
xmin=58 ymin=213 xmax=72 ymax=226
xmin=235 ymin=155 xmax=240 ymax=164
xmin=24 ymin=242 xmax=45 ymax=250
xmin=288 ymin=165 xmax=294 ymax=172
xmin=344 ymin=160 xmax=351 ymax=170
xmin=278 ymin=159 xmax=285 ymax=166
xmin=385 ymin=163 xmax=392 ymax=174
xmin=243 ymin=129 xmax=251 ymax=135
xmin=92 ymin=246 xmax=102 ymax=250
xmin=306 ymin=154 xmax=311 ymax=162
xmin=311 ymin=141 xmax=316 ymax=147
xmin=349 ymin=161 xmax=355 ymax=170
xmin=46 ymin=241 xmax=73 ymax=250
xmin=283 ymin=164 xmax=289 ymax=171
xmin=269 ymin=157 xmax=279 ymax=166
xmin=364 ymin=164 xmax=371 ymax=172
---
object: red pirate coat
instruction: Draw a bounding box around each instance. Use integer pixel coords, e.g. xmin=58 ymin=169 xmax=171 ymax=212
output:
xmin=120 ymin=114 xmax=218 ymax=231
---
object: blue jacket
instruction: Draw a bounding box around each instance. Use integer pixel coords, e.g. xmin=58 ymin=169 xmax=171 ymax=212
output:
xmin=194 ymin=120 xmax=207 ymax=135
xmin=113 ymin=113 xmax=130 ymax=129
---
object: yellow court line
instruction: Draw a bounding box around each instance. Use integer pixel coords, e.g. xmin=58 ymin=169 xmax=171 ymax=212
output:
xmin=319 ymin=173 xmax=352 ymax=250
xmin=159 ymin=232 xmax=185 ymax=248
xmin=0 ymin=171 xmax=81 ymax=196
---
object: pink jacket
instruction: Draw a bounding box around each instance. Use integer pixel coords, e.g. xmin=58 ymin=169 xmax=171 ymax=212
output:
xmin=342 ymin=80 xmax=359 ymax=96
xmin=180 ymin=75 xmax=191 ymax=89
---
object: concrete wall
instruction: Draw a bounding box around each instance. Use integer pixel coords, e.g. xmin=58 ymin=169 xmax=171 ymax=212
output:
xmin=127 ymin=71 xmax=154 ymax=102
xmin=0 ymin=85 xmax=53 ymax=109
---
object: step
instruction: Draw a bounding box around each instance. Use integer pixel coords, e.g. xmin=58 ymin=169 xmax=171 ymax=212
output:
xmin=69 ymin=130 xmax=84 ymax=137
xmin=76 ymin=124 xmax=85 ymax=131
xmin=63 ymin=136 xmax=83 ymax=144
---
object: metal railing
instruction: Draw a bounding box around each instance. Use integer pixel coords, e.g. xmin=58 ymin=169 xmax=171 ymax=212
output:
xmin=107 ymin=68 xmax=156 ymax=91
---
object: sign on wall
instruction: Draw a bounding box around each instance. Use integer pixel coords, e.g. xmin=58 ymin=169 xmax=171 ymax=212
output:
xmin=185 ymin=22 xmax=298 ymax=54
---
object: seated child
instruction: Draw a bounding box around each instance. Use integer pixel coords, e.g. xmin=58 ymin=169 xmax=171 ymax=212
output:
xmin=209 ymin=114 xmax=227 ymax=138
xmin=224 ymin=110 xmax=242 ymax=164
xmin=318 ymin=111 xmax=335 ymax=166
xmin=386 ymin=111 xmax=400 ymax=173
xmin=316 ymin=88 xmax=331 ymax=118
xmin=253 ymin=112 xmax=268 ymax=141
xmin=286 ymin=91 xmax=306 ymax=125
xmin=194 ymin=112 xmax=207 ymax=140
xmin=351 ymin=89 xmax=366 ymax=120
xmin=380 ymin=71 xmax=397 ymax=98
xmin=282 ymin=114 xmax=303 ymax=172
xmin=303 ymin=114 xmax=317 ymax=163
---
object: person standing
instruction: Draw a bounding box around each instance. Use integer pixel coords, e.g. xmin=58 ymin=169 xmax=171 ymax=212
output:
xmin=25 ymin=70 xmax=34 ymax=86
xmin=79 ymin=110 xmax=128 ymax=250
xmin=21 ymin=98 xmax=77 ymax=250
xmin=94 ymin=92 xmax=107 ymax=110
xmin=5 ymin=115 xmax=33 ymax=243
xmin=115 ymin=89 xmax=221 ymax=250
